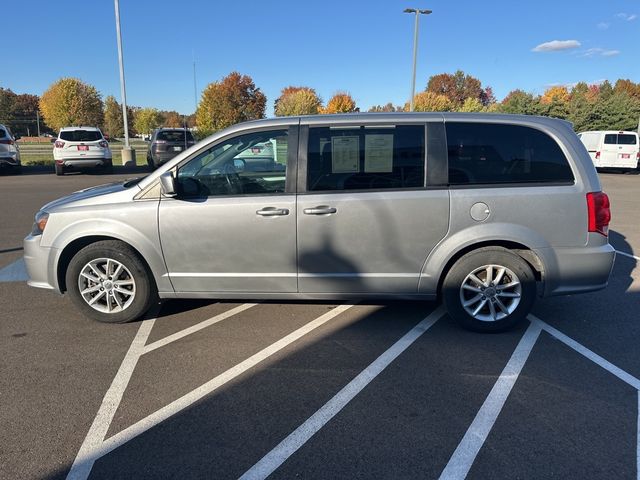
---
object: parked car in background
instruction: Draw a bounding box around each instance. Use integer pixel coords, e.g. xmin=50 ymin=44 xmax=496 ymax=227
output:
xmin=578 ymin=130 xmax=639 ymax=171
xmin=24 ymin=113 xmax=615 ymax=332
xmin=147 ymin=128 xmax=196 ymax=169
xmin=0 ymin=124 xmax=21 ymax=173
xmin=53 ymin=127 xmax=112 ymax=176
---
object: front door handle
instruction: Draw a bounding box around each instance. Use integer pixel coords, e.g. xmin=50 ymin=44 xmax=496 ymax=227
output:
xmin=256 ymin=207 xmax=289 ymax=216
xmin=303 ymin=206 xmax=337 ymax=215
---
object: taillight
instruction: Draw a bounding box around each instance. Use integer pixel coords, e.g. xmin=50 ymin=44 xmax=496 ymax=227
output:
xmin=595 ymin=151 xmax=600 ymax=160
xmin=586 ymin=192 xmax=611 ymax=236
xmin=54 ymin=140 xmax=65 ymax=148
xmin=0 ymin=139 xmax=14 ymax=145
xmin=99 ymin=140 xmax=108 ymax=148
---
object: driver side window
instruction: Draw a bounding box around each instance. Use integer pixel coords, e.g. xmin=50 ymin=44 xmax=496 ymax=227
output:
xmin=176 ymin=129 xmax=289 ymax=198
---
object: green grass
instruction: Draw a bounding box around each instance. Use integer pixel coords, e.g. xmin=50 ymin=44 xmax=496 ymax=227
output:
xmin=19 ymin=142 xmax=149 ymax=166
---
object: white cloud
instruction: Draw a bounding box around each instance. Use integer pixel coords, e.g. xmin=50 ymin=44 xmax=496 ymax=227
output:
xmin=532 ymin=40 xmax=581 ymax=52
xmin=580 ymin=48 xmax=620 ymax=57
xmin=597 ymin=22 xmax=610 ymax=30
xmin=616 ymin=12 xmax=637 ymax=21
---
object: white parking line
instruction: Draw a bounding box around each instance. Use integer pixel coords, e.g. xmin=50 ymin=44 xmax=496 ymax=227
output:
xmin=438 ymin=322 xmax=542 ymax=480
xmin=66 ymin=315 xmax=156 ymax=480
xmin=239 ymin=306 xmax=446 ymax=480
xmin=142 ymin=303 xmax=257 ymax=354
xmin=71 ymin=303 xmax=356 ymax=475
xmin=0 ymin=257 xmax=28 ymax=283
xmin=616 ymin=250 xmax=640 ymax=262
xmin=528 ymin=314 xmax=640 ymax=391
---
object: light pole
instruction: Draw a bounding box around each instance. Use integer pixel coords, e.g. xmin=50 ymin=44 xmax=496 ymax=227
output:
xmin=114 ymin=0 xmax=135 ymax=165
xmin=404 ymin=8 xmax=432 ymax=112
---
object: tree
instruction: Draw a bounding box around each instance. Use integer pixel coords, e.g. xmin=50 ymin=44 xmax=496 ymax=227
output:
xmin=406 ymin=91 xmax=453 ymax=112
xmin=274 ymin=86 xmax=322 ymax=116
xmin=499 ymin=90 xmax=538 ymax=115
xmin=163 ymin=111 xmax=183 ymax=128
xmin=133 ymin=108 xmax=163 ymax=136
xmin=39 ymin=78 xmax=103 ymax=131
xmin=427 ymin=70 xmax=488 ymax=107
xmin=0 ymin=88 xmax=17 ymax=125
xmin=614 ymin=79 xmax=640 ymax=100
xmin=10 ymin=93 xmax=43 ymax=136
xmin=322 ymin=92 xmax=357 ymax=114
xmin=196 ymin=72 xmax=266 ymax=136
xmin=458 ymin=97 xmax=484 ymax=112
xmin=103 ymin=96 xmax=124 ymax=138
xmin=368 ymin=103 xmax=400 ymax=112
xmin=541 ymin=86 xmax=570 ymax=105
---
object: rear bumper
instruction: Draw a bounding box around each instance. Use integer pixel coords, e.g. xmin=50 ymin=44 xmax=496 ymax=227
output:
xmin=0 ymin=154 xmax=21 ymax=166
xmin=23 ymin=234 xmax=58 ymax=291
xmin=57 ymin=158 xmax=112 ymax=168
xmin=150 ymin=151 xmax=180 ymax=165
xmin=537 ymin=242 xmax=616 ymax=297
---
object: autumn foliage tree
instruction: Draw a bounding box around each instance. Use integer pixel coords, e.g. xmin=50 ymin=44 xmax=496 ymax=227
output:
xmin=274 ymin=86 xmax=323 ymax=116
xmin=103 ymin=96 xmax=123 ymax=138
xmin=196 ymin=72 xmax=266 ymax=136
xmin=39 ymin=78 xmax=103 ymax=131
xmin=133 ymin=108 xmax=163 ymax=136
xmin=406 ymin=91 xmax=452 ymax=112
xmin=427 ymin=70 xmax=493 ymax=108
xmin=322 ymin=92 xmax=357 ymax=114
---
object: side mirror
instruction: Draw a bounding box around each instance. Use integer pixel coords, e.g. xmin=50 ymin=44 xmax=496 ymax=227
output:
xmin=160 ymin=172 xmax=177 ymax=197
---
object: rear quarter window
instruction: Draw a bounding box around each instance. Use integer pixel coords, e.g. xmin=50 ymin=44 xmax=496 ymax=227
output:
xmin=446 ymin=122 xmax=574 ymax=185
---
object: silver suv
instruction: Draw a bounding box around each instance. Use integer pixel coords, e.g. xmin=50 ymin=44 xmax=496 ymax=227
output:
xmin=0 ymin=124 xmax=21 ymax=172
xmin=24 ymin=113 xmax=615 ymax=331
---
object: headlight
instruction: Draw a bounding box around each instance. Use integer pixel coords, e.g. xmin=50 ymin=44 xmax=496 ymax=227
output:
xmin=31 ymin=211 xmax=49 ymax=236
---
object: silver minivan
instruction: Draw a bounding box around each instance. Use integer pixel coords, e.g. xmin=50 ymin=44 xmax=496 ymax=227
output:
xmin=24 ymin=113 xmax=615 ymax=331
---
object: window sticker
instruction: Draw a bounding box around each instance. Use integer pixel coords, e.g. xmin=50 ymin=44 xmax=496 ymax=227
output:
xmin=331 ymin=136 xmax=360 ymax=173
xmin=365 ymin=134 xmax=394 ymax=172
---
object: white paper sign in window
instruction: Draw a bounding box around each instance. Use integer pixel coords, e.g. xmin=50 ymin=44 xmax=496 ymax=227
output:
xmin=365 ymin=134 xmax=394 ymax=172
xmin=331 ymin=136 xmax=360 ymax=173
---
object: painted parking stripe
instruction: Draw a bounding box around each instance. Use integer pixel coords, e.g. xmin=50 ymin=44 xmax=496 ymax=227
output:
xmin=239 ymin=306 xmax=446 ymax=480
xmin=142 ymin=303 xmax=257 ymax=354
xmin=438 ymin=322 xmax=542 ymax=480
xmin=66 ymin=315 xmax=157 ymax=480
xmin=529 ymin=314 xmax=640 ymax=391
xmin=616 ymin=250 xmax=640 ymax=262
xmin=0 ymin=257 xmax=28 ymax=283
xmin=73 ymin=303 xmax=356 ymax=473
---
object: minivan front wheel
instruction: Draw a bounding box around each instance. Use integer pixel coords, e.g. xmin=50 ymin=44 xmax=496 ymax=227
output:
xmin=66 ymin=240 xmax=157 ymax=323
xmin=442 ymin=248 xmax=536 ymax=332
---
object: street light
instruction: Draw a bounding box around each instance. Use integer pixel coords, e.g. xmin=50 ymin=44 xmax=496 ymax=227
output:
xmin=114 ymin=0 xmax=135 ymax=165
xmin=404 ymin=8 xmax=432 ymax=112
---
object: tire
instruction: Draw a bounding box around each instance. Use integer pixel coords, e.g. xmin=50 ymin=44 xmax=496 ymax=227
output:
xmin=65 ymin=240 xmax=157 ymax=323
xmin=13 ymin=165 xmax=22 ymax=175
xmin=442 ymin=248 xmax=536 ymax=332
xmin=102 ymin=163 xmax=114 ymax=174
xmin=55 ymin=163 xmax=64 ymax=176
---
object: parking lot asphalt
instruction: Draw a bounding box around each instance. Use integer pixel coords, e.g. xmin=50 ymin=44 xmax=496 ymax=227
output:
xmin=0 ymin=169 xmax=638 ymax=480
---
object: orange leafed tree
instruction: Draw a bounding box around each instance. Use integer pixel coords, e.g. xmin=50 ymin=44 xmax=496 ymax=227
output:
xmin=322 ymin=92 xmax=357 ymax=114
xmin=541 ymin=86 xmax=570 ymax=105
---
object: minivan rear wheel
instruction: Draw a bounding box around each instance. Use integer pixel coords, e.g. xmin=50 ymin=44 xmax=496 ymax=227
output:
xmin=442 ymin=248 xmax=536 ymax=332
xmin=66 ymin=240 xmax=157 ymax=323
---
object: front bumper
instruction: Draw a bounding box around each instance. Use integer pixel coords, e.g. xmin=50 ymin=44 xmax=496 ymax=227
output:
xmin=23 ymin=234 xmax=58 ymax=291
xmin=537 ymin=242 xmax=616 ymax=297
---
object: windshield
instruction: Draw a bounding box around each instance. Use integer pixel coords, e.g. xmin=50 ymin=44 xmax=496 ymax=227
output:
xmin=60 ymin=130 xmax=103 ymax=142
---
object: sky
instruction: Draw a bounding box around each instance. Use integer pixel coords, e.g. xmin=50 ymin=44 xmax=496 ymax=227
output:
xmin=3 ymin=0 xmax=639 ymax=116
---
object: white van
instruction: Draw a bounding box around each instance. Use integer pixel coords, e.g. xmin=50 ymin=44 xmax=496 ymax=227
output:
xmin=578 ymin=130 xmax=639 ymax=170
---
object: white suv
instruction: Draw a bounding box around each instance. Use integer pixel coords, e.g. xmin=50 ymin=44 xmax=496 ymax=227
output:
xmin=0 ymin=124 xmax=21 ymax=173
xmin=53 ymin=127 xmax=112 ymax=175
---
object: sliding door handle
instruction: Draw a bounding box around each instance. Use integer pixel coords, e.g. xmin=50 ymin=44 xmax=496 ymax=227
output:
xmin=303 ymin=206 xmax=337 ymax=215
xmin=256 ymin=207 xmax=289 ymax=216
